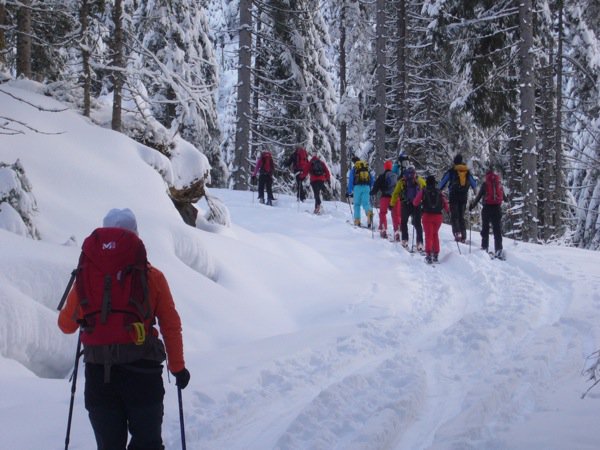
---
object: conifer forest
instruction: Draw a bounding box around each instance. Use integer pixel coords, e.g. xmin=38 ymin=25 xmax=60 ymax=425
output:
xmin=1 ymin=0 xmax=599 ymax=249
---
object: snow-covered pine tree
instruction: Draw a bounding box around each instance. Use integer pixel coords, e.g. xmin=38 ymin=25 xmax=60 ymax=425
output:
xmin=130 ymin=0 xmax=223 ymax=186
xmin=249 ymin=0 xmax=338 ymax=195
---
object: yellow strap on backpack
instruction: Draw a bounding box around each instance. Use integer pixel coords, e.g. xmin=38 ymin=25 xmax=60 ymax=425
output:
xmin=132 ymin=322 xmax=146 ymax=345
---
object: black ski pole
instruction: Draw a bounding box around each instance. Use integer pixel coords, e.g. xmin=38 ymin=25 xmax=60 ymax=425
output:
xmin=411 ymin=220 xmax=415 ymax=252
xmin=370 ymin=195 xmax=375 ymax=239
xmin=178 ymin=386 xmax=187 ymax=450
xmin=468 ymin=211 xmax=472 ymax=254
xmin=64 ymin=332 xmax=82 ymax=450
xmin=347 ymin=196 xmax=353 ymax=219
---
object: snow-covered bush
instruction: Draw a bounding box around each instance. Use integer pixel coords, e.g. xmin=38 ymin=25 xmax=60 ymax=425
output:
xmin=0 ymin=160 xmax=40 ymax=239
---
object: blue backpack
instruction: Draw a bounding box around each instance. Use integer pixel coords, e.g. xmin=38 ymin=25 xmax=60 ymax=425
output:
xmin=404 ymin=168 xmax=418 ymax=201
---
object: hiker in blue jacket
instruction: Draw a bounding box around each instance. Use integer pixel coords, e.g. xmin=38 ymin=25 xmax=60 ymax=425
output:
xmin=347 ymin=156 xmax=375 ymax=228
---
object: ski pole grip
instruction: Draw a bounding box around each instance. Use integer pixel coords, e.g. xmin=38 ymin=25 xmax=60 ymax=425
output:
xmin=57 ymin=269 xmax=78 ymax=311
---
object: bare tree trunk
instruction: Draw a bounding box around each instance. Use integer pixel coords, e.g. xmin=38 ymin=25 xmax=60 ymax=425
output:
xmin=16 ymin=0 xmax=32 ymax=79
xmin=396 ymin=0 xmax=407 ymax=149
xmin=518 ymin=0 xmax=538 ymax=241
xmin=80 ymin=0 xmax=91 ymax=117
xmin=0 ymin=2 xmax=6 ymax=68
xmin=251 ymin=3 xmax=261 ymax=162
xmin=539 ymin=44 xmax=555 ymax=241
xmin=340 ymin=1 xmax=348 ymax=196
xmin=111 ymin=0 xmax=124 ymax=132
xmin=374 ymin=0 xmax=386 ymax=169
xmin=554 ymin=0 xmax=564 ymax=235
xmin=234 ymin=0 xmax=252 ymax=190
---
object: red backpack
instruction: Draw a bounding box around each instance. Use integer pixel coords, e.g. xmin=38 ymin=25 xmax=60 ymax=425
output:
xmin=75 ymin=227 xmax=151 ymax=347
xmin=260 ymin=152 xmax=274 ymax=174
xmin=295 ymin=148 xmax=308 ymax=170
xmin=484 ymin=172 xmax=503 ymax=205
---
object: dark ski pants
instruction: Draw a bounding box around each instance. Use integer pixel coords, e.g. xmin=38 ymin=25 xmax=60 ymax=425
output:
xmin=422 ymin=212 xmax=443 ymax=255
xmin=296 ymin=174 xmax=306 ymax=201
xmin=311 ymin=180 xmax=325 ymax=208
xmin=400 ymin=201 xmax=423 ymax=244
xmin=85 ymin=363 xmax=165 ymax=450
xmin=258 ymin=174 xmax=274 ymax=202
xmin=480 ymin=204 xmax=503 ymax=251
xmin=450 ymin=200 xmax=467 ymax=240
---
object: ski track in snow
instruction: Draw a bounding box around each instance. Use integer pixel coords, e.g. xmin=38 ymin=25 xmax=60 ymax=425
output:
xmin=166 ymin=198 xmax=590 ymax=450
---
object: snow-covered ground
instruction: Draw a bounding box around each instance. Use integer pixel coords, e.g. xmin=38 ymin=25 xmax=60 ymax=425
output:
xmin=2 ymin=83 xmax=600 ymax=450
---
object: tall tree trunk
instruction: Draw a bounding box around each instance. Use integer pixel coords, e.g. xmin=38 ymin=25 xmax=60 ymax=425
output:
xmin=16 ymin=0 xmax=32 ymax=79
xmin=234 ymin=0 xmax=252 ymax=190
xmin=80 ymin=0 xmax=91 ymax=117
xmin=340 ymin=2 xmax=348 ymax=196
xmin=539 ymin=44 xmax=555 ymax=241
xmin=554 ymin=0 xmax=564 ymax=236
xmin=111 ymin=0 xmax=124 ymax=132
xmin=374 ymin=0 xmax=386 ymax=168
xmin=518 ymin=0 xmax=538 ymax=241
xmin=0 ymin=2 xmax=6 ymax=68
xmin=396 ymin=0 xmax=407 ymax=149
xmin=251 ymin=3 xmax=261 ymax=162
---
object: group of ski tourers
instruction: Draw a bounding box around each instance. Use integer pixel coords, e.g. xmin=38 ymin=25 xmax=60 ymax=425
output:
xmin=254 ymin=147 xmax=505 ymax=265
xmin=347 ymin=152 xmax=505 ymax=263
xmin=253 ymin=147 xmax=332 ymax=214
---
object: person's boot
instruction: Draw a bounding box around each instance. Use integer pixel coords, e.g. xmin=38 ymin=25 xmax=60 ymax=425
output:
xmin=354 ymin=218 xmax=361 ymax=227
xmin=394 ymin=231 xmax=401 ymax=242
xmin=433 ymin=253 xmax=439 ymax=263
xmin=259 ymin=198 xmax=265 ymax=204
xmin=380 ymin=229 xmax=387 ymax=239
xmin=367 ymin=211 xmax=374 ymax=229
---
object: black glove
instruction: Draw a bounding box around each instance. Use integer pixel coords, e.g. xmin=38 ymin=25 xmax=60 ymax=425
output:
xmin=251 ymin=176 xmax=257 ymax=185
xmin=346 ymin=193 xmax=353 ymax=199
xmin=173 ymin=368 xmax=190 ymax=389
xmin=468 ymin=202 xmax=475 ymax=211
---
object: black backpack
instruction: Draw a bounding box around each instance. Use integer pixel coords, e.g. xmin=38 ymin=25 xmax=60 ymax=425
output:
xmin=421 ymin=187 xmax=443 ymax=213
xmin=310 ymin=158 xmax=325 ymax=176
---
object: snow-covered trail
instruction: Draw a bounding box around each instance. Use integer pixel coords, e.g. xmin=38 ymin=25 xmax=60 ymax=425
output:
xmin=178 ymin=191 xmax=599 ymax=450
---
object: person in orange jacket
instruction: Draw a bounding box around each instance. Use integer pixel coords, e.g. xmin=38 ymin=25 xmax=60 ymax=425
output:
xmin=58 ymin=208 xmax=189 ymax=450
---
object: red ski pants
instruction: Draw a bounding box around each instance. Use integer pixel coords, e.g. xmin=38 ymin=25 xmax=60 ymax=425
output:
xmin=422 ymin=212 xmax=443 ymax=255
xmin=378 ymin=197 xmax=401 ymax=232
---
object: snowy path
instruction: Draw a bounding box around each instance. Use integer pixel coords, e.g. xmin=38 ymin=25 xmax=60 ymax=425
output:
xmin=172 ymin=193 xmax=598 ymax=450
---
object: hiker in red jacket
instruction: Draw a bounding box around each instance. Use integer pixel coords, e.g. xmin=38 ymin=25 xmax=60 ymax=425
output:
xmin=252 ymin=151 xmax=276 ymax=205
xmin=302 ymin=154 xmax=331 ymax=214
xmin=285 ymin=147 xmax=310 ymax=202
xmin=413 ymin=175 xmax=449 ymax=263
